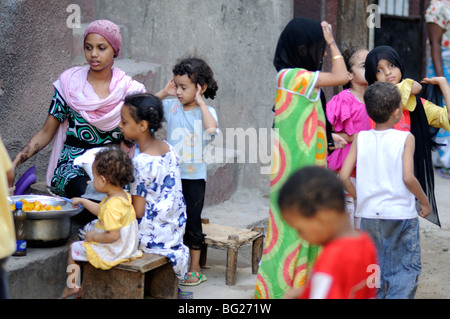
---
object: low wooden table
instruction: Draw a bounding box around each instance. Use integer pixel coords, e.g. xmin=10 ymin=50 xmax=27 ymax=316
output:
xmin=200 ymin=219 xmax=265 ymax=286
xmin=82 ymin=253 xmax=178 ymax=299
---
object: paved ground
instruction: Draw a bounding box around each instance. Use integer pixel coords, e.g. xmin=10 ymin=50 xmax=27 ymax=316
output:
xmin=7 ymin=172 xmax=449 ymax=299
xmin=416 ymin=170 xmax=450 ymax=299
xmin=181 ymin=188 xmax=269 ymax=299
xmin=183 ymin=171 xmax=450 ymax=300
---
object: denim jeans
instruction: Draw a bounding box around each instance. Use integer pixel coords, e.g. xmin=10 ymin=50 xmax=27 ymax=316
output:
xmin=360 ymin=218 xmax=421 ymax=299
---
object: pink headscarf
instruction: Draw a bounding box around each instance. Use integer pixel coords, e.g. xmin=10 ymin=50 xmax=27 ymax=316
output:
xmin=84 ymin=20 xmax=122 ymax=58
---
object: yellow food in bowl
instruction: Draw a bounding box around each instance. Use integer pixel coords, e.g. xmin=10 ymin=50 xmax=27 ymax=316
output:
xmin=11 ymin=199 xmax=62 ymax=212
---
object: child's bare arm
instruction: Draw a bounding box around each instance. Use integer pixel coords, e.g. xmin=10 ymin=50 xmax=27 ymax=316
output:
xmin=71 ymin=197 xmax=100 ymax=216
xmin=411 ymin=80 xmax=422 ymax=95
xmin=85 ymin=229 xmax=120 ymax=244
xmin=283 ymin=287 xmax=304 ymax=299
xmin=422 ymin=76 xmax=450 ymax=119
xmin=195 ymin=84 xmax=218 ymax=134
xmin=402 ymin=134 xmax=431 ymax=218
xmin=155 ymin=79 xmax=176 ymax=99
xmin=339 ymin=135 xmax=358 ymax=199
xmin=132 ymin=195 xmax=146 ymax=219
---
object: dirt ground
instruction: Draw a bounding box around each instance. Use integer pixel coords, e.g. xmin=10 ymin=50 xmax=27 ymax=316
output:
xmin=415 ymin=172 xmax=450 ymax=299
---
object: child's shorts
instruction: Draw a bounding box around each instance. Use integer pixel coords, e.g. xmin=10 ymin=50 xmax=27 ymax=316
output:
xmin=71 ymin=241 xmax=88 ymax=262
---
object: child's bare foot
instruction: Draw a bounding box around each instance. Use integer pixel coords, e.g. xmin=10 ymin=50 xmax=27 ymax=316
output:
xmin=61 ymin=286 xmax=82 ymax=299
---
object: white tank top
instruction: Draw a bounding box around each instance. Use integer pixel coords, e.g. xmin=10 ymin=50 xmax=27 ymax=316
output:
xmin=355 ymin=129 xmax=417 ymax=219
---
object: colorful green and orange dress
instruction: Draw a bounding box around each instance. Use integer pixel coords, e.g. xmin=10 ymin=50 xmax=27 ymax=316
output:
xmin=255 ymin=68 xmax=326 ymax=299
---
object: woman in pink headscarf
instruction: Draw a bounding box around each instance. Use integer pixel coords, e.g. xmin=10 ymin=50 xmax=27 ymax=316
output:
xmin=10 ymin=20 xmax=146 ymax=202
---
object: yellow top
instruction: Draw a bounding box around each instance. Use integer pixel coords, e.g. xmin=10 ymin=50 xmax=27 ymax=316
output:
xmin=0 ymin=137 xmax=16 ymax=259
xmin=397 ymin=78 xmax=450 ymax=131
xmin=83 ymin=193 xmax=142 ymax=270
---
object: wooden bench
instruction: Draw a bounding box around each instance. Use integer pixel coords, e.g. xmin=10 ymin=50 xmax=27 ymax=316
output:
xmin=81 ymin=253 xmax=178 ymax=299
xmin=200 ymin=219 xmax=265 ymax=286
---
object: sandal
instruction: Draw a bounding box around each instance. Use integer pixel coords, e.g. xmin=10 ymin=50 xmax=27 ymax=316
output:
xmin=438 ymin=168 xmax=450 ymax=179
xmin=180 ymin=272 xmax=207 ymax=286
xmin=178 ymin=288 xmax=194 ymax=299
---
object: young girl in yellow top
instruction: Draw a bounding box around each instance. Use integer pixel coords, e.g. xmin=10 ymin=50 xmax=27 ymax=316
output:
xmin=364 ymin=45 xmax=450 ymax=227
xmin=61 ymin=147 xmax=142 ymax=299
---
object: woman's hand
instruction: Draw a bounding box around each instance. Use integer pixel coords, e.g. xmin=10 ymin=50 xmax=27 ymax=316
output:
xmin=321 ymin=21 xmax=335 ymax=46
xmin=421 ymin=76 xmax=447 ymax=87
xmin=315 ymin=21 xmax=348 ymax=88
xmin=11 ymin=114 xmax=60 ymax=185
xmin=422 ymin=76 xmax=450 ymax=119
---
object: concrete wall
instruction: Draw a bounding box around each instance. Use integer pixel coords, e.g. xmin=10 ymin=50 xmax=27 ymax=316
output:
xmin=0 ymin=0 xmax=72 ymax=180
xmin=0 ymin=0 xmax=293 ymax=199
xmin=94 ymin=0 xmax=293 ymax=196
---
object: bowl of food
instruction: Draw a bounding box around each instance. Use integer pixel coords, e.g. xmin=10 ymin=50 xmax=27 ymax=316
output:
xmin=9 ymin=195 xmax=83 ymax=247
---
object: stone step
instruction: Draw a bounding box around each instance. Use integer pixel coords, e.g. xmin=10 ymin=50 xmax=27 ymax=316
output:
xmin=113 ymin=59 xmax=163 ymax=94
xmin=67 ymin=57 xmax=164 ymax=96
xmin=5 ymin=239 xmax=72 ymax=299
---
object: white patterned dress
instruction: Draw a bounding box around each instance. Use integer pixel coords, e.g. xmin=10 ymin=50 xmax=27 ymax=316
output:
xmin=130 ymin=143 xmax=189 ymax=279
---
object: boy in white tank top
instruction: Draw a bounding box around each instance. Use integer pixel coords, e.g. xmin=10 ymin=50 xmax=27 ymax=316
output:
xmin=339 ymin=82 xmax=431 ymax=299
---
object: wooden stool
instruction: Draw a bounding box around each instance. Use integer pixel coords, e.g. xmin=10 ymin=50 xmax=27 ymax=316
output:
xmin=200 ymin=218 xmax=265 ymax=286
xmin=82 ymin=253 xmax=178 ymax=299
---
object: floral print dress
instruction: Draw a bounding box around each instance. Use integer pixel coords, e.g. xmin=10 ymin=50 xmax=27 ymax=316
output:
xmin=130 ymin=142 xmax=189 ymax=279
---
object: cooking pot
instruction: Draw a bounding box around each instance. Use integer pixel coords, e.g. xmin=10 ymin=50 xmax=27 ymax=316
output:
xmin=9 ymin=195 xmax=83 ymax=247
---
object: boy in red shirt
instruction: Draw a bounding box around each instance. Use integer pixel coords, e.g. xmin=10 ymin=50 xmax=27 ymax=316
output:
xmin=280 ymin=166 xmax=378 ymax=299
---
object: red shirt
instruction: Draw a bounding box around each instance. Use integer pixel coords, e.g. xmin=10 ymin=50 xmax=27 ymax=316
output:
xmin=370 ymin=109 xmax=411 ymax=132
xmin=299 ymin=232 xmax=378 ymax=299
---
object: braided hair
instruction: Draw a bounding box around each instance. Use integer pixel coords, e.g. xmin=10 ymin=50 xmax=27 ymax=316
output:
xmin=123 ymin=93 xmax=164 ymax=135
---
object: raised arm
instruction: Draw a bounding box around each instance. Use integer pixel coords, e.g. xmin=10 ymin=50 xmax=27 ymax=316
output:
xmin=421 ymin=76 xmax=450 ymax=120
xmin=155 ymin=79 xmax=176 ymax=100
xmin=315 ymin=21 xmax=349 ymax=88
xmin=195 ymin=84 xmax=218 ymax=135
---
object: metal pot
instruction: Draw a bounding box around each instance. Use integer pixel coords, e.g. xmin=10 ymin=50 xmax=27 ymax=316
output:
xmin=9 ymin=195 xmax=83 ymax=247
xmin=25 ymin=218 xmax=72 ymax=247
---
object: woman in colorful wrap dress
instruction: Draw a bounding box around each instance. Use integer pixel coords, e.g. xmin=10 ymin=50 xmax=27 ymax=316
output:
xmin=254 ymin=18 xmax=348 ymax=299
xmin=9 ymin=20 xmax=146 ymax=202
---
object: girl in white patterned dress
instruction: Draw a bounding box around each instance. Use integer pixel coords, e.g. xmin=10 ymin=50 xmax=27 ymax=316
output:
xmin=119 ymin=93 xmax=189 ymax=280
xmin=61 ymin=147 xmax=142 ymax=299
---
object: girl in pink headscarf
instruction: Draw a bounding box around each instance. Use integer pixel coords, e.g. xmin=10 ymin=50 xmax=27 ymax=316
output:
xmin=10 ymin=20 xmax=146 ymax=207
